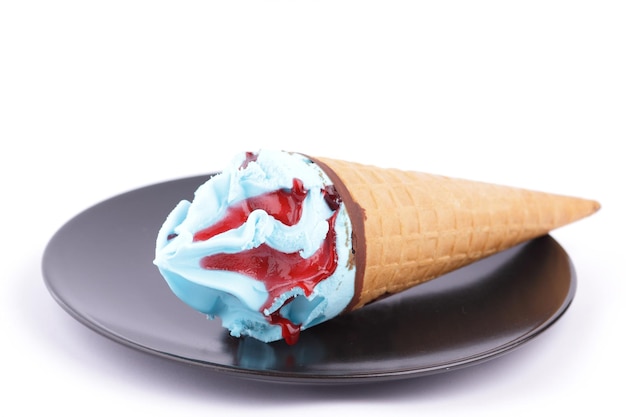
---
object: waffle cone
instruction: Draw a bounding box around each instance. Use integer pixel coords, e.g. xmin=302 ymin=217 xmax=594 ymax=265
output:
xmin=311 ymin=157 xmax=600 ymax=311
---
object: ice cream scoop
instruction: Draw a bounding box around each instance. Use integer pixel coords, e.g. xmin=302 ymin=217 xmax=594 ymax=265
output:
xmin=154 ymin=150 xmax=600 ymax=345
xmin=154 ymin=150 xmax=356 ymax=344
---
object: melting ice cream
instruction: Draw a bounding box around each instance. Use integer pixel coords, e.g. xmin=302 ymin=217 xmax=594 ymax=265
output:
xmin=154 ymin=150 xmax=356 ymax=344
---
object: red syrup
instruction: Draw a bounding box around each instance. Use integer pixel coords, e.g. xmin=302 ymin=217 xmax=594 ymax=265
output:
xmin=193 ymin=178 xmax=341 ymax=345
xmin=193 ymin=178 xmax=307 ymax=242
xmin=268 ymin=302 xmax=302 ymax=346
xmin=240 ymin=152 xmax=259 ymax=169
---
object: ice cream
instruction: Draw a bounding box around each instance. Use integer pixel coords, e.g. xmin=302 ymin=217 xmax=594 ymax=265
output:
xmin=154 ymin=150 xmax=600 ymax=345
xmin=154 ymin=150 xmax=356 ymax=344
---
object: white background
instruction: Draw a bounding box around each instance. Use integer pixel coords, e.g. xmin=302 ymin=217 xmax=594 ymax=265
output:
xmin=1 ymin=1 xmax=624 ymax=416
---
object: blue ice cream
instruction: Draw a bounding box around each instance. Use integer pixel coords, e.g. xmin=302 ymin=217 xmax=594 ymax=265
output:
xmin=154 ymin=150 xmax=356 ymax=344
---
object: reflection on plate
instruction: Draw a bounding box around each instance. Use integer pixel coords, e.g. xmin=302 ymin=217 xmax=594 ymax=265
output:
xmin=42 ymin=174 xmax=576 ymax=384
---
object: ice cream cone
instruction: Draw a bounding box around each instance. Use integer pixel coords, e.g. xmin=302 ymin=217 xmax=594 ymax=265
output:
xmin=311 ymin=157 xmax=600 ymax=311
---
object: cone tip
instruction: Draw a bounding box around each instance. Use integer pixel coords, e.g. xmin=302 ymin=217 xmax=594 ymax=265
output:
xmin=585 ymin=198 xmax=601 ymax=216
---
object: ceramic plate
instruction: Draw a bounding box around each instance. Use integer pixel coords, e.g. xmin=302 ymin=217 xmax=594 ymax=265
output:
xmin=42 ymin=174 xmax=576 ymax=384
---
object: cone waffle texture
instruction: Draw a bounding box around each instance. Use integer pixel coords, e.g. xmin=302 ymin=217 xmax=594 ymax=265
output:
xmin=314 ymin=157 xmax=600 ymax=311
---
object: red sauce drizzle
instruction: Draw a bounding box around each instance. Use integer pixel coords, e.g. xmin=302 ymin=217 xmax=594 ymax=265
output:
xmin=322 ymin=185 xmax=342 ymax=211
xmin=193 ymin=178 xmax=307 ymax=242
xmin=268 ymin=300 xmax=302 ymax=346
xmin=192 ymin=178 xmax=340 ymax=345
xmin=239 ymin=152 xmax=259 ymax=169
xmin=200 ymin=211 xmax=338 ymax=302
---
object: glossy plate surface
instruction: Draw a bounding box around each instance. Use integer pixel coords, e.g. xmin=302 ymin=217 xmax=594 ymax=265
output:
xmin=42 ymin=174 xmax=576 ymax=384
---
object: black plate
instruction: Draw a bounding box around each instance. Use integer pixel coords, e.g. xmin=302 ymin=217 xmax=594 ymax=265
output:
xmin=42 ymin=174 xmax=576 ymax=384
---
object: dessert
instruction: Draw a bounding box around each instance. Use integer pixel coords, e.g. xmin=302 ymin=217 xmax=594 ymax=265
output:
xmin=154 ymin=150 xmax=599 ymax=345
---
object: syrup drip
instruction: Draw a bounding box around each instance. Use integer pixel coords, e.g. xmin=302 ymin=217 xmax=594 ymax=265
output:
xmin=193 ymin=178 xmax=340 ymax=345
xmin=268 ymin=299 xmax=302 ymax=346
